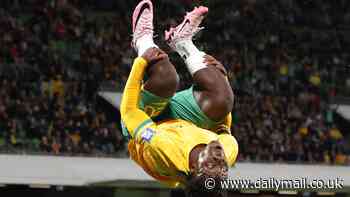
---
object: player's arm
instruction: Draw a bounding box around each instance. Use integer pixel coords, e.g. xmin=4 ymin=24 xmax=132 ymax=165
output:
xmin=120 ymin=56 xmax=151 ymax=138
xmin=120 ymin=48 xmax=167 ymax=138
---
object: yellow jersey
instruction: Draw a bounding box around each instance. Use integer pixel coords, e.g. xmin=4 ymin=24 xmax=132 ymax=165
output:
xmin=128 ymin=119 xmax=238 ymax=188
xmin=120 ymin=57 xmax=239 ymax=188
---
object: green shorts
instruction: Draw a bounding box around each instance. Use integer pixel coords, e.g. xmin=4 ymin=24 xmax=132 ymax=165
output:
xmin=121 ymin=86 xmax=220 ymax=139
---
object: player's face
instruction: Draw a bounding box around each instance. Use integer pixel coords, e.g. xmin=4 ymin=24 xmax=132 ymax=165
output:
xmin=197 ymin=140 xmax=228 ymax=178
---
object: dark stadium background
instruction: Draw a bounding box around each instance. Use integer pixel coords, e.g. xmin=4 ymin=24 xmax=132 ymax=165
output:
xmin=0 ymin=0 xmax=349 ymax=196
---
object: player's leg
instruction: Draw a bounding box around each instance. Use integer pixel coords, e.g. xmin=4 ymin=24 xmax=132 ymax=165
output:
xmin=165 ymin=7 xmax=234 ymax=122
xmin=131 ymin=0 xmax=178 ymax=117
xmin=142 ymin=52 xmax=179 ymax=99
xmin=192 ymin=56 xmax=234 ymax=121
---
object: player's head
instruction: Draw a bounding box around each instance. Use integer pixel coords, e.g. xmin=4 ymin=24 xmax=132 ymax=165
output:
xmin=186 ymin=140 xmax=228 ymax=197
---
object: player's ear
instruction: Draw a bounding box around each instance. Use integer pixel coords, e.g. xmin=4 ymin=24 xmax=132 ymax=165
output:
xmin=189 ymin=162 xmax=197 ymax=175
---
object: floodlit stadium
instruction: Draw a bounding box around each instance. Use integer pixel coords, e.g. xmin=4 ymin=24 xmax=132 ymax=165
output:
xmin=0 ymin=0 xmax=349 ymax=197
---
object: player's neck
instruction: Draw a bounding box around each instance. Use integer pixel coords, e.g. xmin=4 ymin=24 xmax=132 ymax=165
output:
xmin=189 ymin=144 xmax=206 ymax=172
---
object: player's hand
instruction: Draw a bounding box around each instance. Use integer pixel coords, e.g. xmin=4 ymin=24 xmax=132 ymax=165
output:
xmin=215 ymin=124 xmax=232 ymax=135
xmin=142 ymin=47 xmax=168 ymax=66
xmin=203 ymin=55 xmax=228 ymax=76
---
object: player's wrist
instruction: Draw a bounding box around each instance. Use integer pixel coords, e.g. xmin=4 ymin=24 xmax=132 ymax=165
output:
xmin=141 ymin=47 xmax=168 ymax=65
xmin=134 ymin=57 xmax=148 ymax=68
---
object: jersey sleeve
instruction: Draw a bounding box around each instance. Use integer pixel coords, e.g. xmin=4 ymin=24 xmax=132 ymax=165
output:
xmin=120 ymin=57 xmax=154 ymax=139
xmin=214 ymin=112 xmax=232 ymax=134
xmin=218 ymin=133 xmax=239 ymax=167
xmin=224 ymin=112 xmax=232 ymax=129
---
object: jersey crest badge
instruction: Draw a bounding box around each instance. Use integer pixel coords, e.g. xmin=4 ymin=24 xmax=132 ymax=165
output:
xmin=141 ymin=128 xmax=155 ymax=142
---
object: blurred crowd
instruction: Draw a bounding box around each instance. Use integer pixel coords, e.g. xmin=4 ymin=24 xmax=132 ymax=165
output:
xmin=234 ymin=95 xmax=347 ymax=164
xmin=0 ymin=0 xmax=349 ymax=164
xmin=0 ymin=0 xmax=128 ymax=157
xmin=0 ymin=78 xmax=125 ymax=157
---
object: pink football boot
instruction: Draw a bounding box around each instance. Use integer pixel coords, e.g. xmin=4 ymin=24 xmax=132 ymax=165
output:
xmin=131 ymin=0 xmax=154 ymax=50
xmin=165 ymin=6 xmax=209 ymax=50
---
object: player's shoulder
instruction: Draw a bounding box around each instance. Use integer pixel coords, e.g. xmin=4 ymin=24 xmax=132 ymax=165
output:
xmin=218 ymin=133 xmax=238 ymax=145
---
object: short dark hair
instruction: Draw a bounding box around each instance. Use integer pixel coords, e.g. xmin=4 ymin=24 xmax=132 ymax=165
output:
xmin=185 ymin=174 xmax=227 ymax=197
